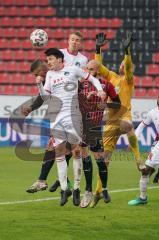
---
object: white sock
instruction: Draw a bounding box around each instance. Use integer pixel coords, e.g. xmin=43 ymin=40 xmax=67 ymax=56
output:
xmin=56 ymin=156 xmax=67 ymax=191
xmin=73 ymin=157 xmax=82 ymax=190
xmin=139 ymin=175 xmax=149 ymax=199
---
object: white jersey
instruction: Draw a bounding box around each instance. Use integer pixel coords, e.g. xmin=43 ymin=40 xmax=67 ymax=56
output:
xmin=143 ymin=107 xmax=159 ymax=133
xmin=44 ymin=65 xmax=90 ymax=117
xmin=60 ymin=48 xmax=88 ymax=68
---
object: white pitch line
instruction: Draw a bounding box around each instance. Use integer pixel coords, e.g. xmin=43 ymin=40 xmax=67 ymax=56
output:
xmin=0 ymin=186 xmax=158 ymax=206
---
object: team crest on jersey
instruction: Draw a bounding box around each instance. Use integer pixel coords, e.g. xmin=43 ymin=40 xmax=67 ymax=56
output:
xmin=75 ymin=62 xmax=81 ymax=67
xmin=64 ymin=71 xmax=70 ymax=76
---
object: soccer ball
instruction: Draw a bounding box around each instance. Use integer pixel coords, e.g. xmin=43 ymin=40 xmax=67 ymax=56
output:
xmin=30 ymin=29 xmax=48 ymax=47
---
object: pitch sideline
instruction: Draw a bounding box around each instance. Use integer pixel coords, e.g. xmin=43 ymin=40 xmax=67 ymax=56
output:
xmin=0 ymin=186 xmax=158 ymax=206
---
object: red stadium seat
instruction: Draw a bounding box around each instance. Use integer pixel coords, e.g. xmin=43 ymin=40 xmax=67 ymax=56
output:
xmin=5 ymin=6 xmax=18 ymax=16
xmin=43 ymin=7 xmax=55 ymax=16
xmin=19 ymin=7 xmax=30 ymax=17
xmin=1 ymin=50 xmax=13 ymax=61
xmin=2 ymin=0 xmax=13 ymax=6
xmin=73 ymin=18 xmax=85 ymax=28
xmin=147 ymin=64 xmax=159 ymax=75
xmin=24 ymin=17 xmax=36 ymax=27
xmin=59 ymin=18 xmax=72 ymax=28
xmin=87 ymin=18 xmax=97 ymax=28
xmin=9 ymin=39 xmax=20 ymax=49
xmin=84 ymin=40 xmax=95 ymax=51
xmin=7 ymin=61 xmax=17 ymax=72
xmin=21 ymin=39 xmax=32 ymax=49
xmin=17 ymin=85 xmax=29 ymax=95
xmin=12 ymin=73 xmax=23 ymax=84
xmin=1 ymin=17 xmax=12 ymax=27
xmin=153 ymin=53 xmax=159 ymax=63
xmin=31 ymin=7 xmax=42 ymax=17
xmin=147 ymin=88 xmax=159 ymax=98
xmin=141 ymin=76 xmax=153 ymax=87
xmin=133 ymin=76 xmax=141 ymax=87
xmin=26 ymin=50 xmax=37 ymax=61
xmin=14 ymin=50 xmax=25 ymax=61
xmin=28 ymin=86 xmax=39 ymax=96
xmin=3 ymin=85 xmax=15 ymax=95
xmin=3 ymin=28 xmax=16 ymax=38
xmin=14 ymin=0 xmax=25 ymax=6
xmin=48 ymin=17 xmax=58 ymax=28
xmin=97 ymin=18 xmax=109 ymax=28
xmin=154 ymin=77 xmax=159 ymax=87
xmin=134 ymin=88 xmax=147 ymax=98
xmin=18 ymin=62 xmax=30 ymax=72
xmin=0 ymin=62 xmax=4 ymax=72
xmin=54 ymin=29 xmax=65 ymax=39
xmin=24 ymin=74 xmax=35 ymax=84
xmin=17 ymin=28 xmax=28 ymax=38
xmin=106 ymin=29 xmax=116 ymax=39
xmin=36 ymin=17 xmax=48 ymax=27
xmin=12 ymin=17 xmax=22 ymax=27
xmin=0 ymin=73 xmax=9 ymax=83
xmin=109 ymin=18 xmax=123 ymax=28
xmin=0 ymin=6 xmax=5 ymax=16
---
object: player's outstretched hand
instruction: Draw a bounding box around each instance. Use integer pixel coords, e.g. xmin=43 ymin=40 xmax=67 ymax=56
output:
xmin=36 ymin=76 xmax=44 ymax=84
xmin=21 ymin=106 xmax=32 ymax=116
xmin=96 ymin=32 xmax=107 ymax=47
xmin=122 ymin=31 xmax=133 ymax=52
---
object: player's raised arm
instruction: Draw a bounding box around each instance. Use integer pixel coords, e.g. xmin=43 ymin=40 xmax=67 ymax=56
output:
xmin=95 ymin=32 xmax=118 ymax=81
xmin=135 ymin=112 xmax=152 ymax=138
xmin=36 ymin=73 xmax=50 ymax=101
xmin=122 ymin=31 xmax=133 ymax=84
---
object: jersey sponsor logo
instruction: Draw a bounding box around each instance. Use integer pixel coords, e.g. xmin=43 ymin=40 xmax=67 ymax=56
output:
xmin=64 ymin=71 xmax=70 ymax=76
xmin=75 ymin=62 xmax=81 ymax=67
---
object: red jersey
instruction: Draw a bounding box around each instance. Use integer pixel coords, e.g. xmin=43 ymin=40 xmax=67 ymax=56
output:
xmin=79 ymin=78 xmax=118 ymax=125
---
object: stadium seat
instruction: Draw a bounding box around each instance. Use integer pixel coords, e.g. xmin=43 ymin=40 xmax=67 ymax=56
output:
xmin=79 ymin=7 xmax=90 ymax=18
xmin=36 ymin=18 xmax=48 ymax=27
xmin=14 ymin=0 xmax=25 ymax=6
xmin=12 ymin=17 xmax=22 ymax=27
xmin=38 ymin=0 xmax=49 ymax=6
xmin=134 ymin=88 xmax=146 ymax=98
xmin=17 ymin=28 xmax=28 ymax=38
xmin=12 ymin=73 xmax=23 ymax=84
xmin=91 ymin=8 xmax=102 ymax=18
xmin=54 ymin=29 xmax=65 ymax=39
xmin=84 ymin=40 xmax=95 ymax=51
xmin=4 ymin=28 xmax=16 ymax=38
xmin=148 ymin=0 xmax=158 ymax=8
xmin=141 ymin=52 xmax=152 ymax=64
xmin=147 ymin=88 xmax=159 ymax=98
xmin=73 ymin=18 xmax=85 ymax=28
xmin=153 ymin=53 xmax=159 ymax=63
xmin=26 ymin=0 xmax=38 ymax=7
xmin=59 ymin=17 xmax=72 ymax=28
xmin=133 ymin=76 xmax=141 ymax=87
xmin=28 ymin=86 xmax=39 ymax=96
xmin=3 ymin=85 xmax=15 ymax=95
xmin=50 ymin=0 xmax=61 ymax=7
xmin=74 ymin=0 xmax=85 ymax=7
xmin=141 ymin=76 xmax=153 ymax=87
xmin=102 ymin=8 xmax=114 ymax=18
xmin=135 ymin=64 xmax=145 ymax=76
xmin=1 ymin=50 xmax=13 ymax=61
xmin=48 ymin=17 xmax=59 ymax=28
xmin=97 ymin=18 xmax=109 ymax=28
xmin=31 ymin=7 xmax=42 ymax=17
xmin=147 ymin=64 xmax=159 ymax=75
xmin=24 ymin=17 xmax=35 ymax=27
xmin=87 ymin=0 xmax=98 ymax=7
xmin=5 ymin=6 xmax=18 ymax=16
xmin=19 ymin=7 xmax=30 ymax=16
xmin=0 ymin=73 xmax=9 ymax=83
xmin=14 ymin=50 xmax=26 ymax=61
xmin=43 ymin=7 xmax=55 ymax=17
xmin=17 ymin=85 xmax=29 ymax=95
xmin=86 ymin=18 xmax=97 ymax=28
xmin=1 ymin=17 xmax=12 ymax=27
xmin=9 ymin=39 xmax=20 ymax=49
xmin=154 ymin=77 xmax=159 ymax=87
xmin=24 ymin=74 xmax=35 ymax=84
xmin=26 ymin=50 xmax=37 ymax=61
xmin=21 ymin=39 xmax=32 ymax=49
xmin=18 ymin=62 xmax=30 ymax=73
xmin=109 ymin=18 xmax=123 ymax=28
xmin=7 ymin=61 xmax=18 ymax=72
xmin=67 ymin=7 xmax=77 ymax=18
xmin=106 ymin=29 xmax=116 ymax=39
xmin=0 ymin=6 xmax=5 ymax=16
xmin=2 ymin=0 xmax=13 ymax=6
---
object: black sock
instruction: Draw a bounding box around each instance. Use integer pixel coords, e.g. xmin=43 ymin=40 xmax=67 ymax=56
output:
xmin=65 ymin=153 xmax=72 ymax=166
xmin=96 ymin=158 xmax=108 ymax=189
xmin=83 ymin=155 xmax=93 ymax=192
xmin=155 ymin=168 xmax=159 ymax=178
xmin=38 ymin=150 xmax=55 ymax=180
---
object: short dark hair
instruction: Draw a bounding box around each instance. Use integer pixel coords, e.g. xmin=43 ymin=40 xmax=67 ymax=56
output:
xmin=44 ymin=48 xmax=64 ymax=61
xmin=30 ymin=59 xmax=45 ymax=73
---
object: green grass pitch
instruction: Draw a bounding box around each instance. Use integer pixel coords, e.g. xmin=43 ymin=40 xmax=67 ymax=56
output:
xmin=0 ymin=147 xmax=159 ymax=240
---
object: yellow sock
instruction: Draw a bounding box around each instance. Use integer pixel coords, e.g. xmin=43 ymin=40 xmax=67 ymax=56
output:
xmin=128 ymin=134 xmax=140 ymax=161
xmin=95 ymin=174 xmax=102 ymax=194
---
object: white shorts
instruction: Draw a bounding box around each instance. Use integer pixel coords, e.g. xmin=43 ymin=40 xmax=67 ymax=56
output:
xmin=50 ymin=114 xmax=83 ymax=146
xmin=145 ymin=141 xmax=159 ymax=169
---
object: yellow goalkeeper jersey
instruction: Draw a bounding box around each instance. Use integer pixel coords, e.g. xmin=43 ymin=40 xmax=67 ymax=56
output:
xmin=95 ymin=48 xmax=134 ymax=116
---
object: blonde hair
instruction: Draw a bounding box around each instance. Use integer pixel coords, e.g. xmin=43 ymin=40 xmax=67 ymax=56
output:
xmin=69 ymin=31 xmax=83 ymax=40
